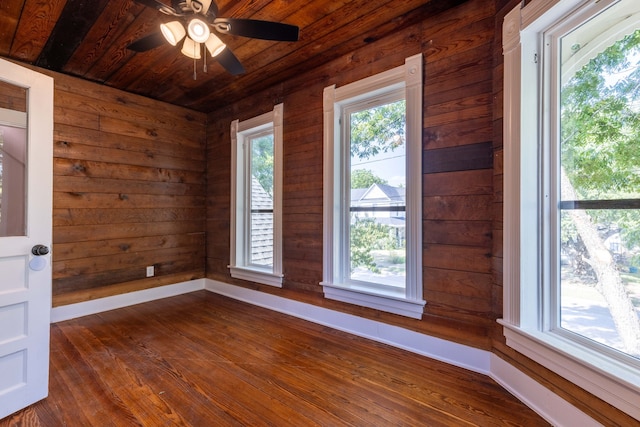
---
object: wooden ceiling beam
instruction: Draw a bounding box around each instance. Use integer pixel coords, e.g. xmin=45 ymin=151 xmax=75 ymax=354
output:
xmin=9 ymin=0 xmax=67 ymax=63
xmin=62 ymin=0 xmax=143 ymax=76
xmin=35 ymin=0 xmax=110 ymax=71
xmin=0 ymin=0 xmax=26 ymax=56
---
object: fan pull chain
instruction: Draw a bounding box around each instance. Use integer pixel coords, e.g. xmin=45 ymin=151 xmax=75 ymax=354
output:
xmin=204 ymin=51 xmax=208 ymax=73
xmin=192 ymin=41 xmax=199 ymax=80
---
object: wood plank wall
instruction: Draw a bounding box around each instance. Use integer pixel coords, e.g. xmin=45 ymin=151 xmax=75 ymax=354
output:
xmin=0 ymin=66 xmax=208 ymax=306
xmin=0 ymin=80 xmax=26 ymax=111
xmin=206 ymin=0 xmax=496 ymax=349
xmin=206 ymin=0 xmax=635 ymax=424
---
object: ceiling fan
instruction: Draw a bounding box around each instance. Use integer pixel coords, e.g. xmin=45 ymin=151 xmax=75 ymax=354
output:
xmin=127 ymin=0 xmax=299 ymax=76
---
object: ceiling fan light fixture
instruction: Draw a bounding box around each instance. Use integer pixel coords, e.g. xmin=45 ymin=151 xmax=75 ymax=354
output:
xmin=187 ymin=18 xmax=210 ymax=43
xmin=160 ymin=21 xmax=185 ymax=46
xmin=181 ymin=37 xmax=201 ymax=59
xmin=189 ymin=0 xmax=212 ymax=14
xmin=204 ymin=33 xmax=226 ymax=57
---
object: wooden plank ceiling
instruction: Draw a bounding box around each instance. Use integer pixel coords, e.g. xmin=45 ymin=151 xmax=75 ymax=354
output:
xmin=0 ymin=0 xmax=466 ymax=113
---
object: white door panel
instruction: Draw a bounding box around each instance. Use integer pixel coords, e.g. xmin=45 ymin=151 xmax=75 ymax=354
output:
xmin=0 ymin=59 xmax=53 ymax=420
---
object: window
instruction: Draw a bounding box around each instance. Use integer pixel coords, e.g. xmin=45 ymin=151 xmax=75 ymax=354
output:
xmin=0 ymin=107 xmax=27 ymax=237
xmin=229 ymin=104 xmax=283 ymax=287
xmin=322 ymin=54 xmax=425 ymax=319
xmin=502 ymin=0 xmax=640 ymax=418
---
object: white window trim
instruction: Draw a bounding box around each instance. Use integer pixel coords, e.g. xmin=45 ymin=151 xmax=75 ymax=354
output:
xmin=501 ymin=0 xmax=640 ymax=419
xmin=321 ymin=54 xmax=425 ymax=319
xmin=229 ymin=103 xmax=283 ymax=287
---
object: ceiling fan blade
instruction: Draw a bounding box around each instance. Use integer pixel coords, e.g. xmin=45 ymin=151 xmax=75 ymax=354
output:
xmin=215 ymin=47 xmax=245 ymax=75
xmin=203 ymin=0 xmax=219 ymax=17
xmin=127 ymin=32 xmax=166 ymax=52
xmin=213 ymin=18 xmax=299 ymax=42
xmin=166 ymin=0 xmax=218 ymax=16
xmin=134 ymin=0 xmax=179 ymax=15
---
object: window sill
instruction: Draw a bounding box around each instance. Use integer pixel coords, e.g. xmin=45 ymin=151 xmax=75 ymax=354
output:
xmin=321 ymin=282 xmax=425 ymax=319
xmin=229 ymin=266 xmax=283 ymax=288
xmin=498 ymin=320 xmax=640 ymax=419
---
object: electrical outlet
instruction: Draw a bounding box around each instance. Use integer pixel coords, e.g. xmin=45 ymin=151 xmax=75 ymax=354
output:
xmin=146 ymin=265 xmax=154 ymax=277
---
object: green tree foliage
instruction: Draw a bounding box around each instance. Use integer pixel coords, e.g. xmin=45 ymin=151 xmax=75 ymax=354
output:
xmin=561 ymin=30 xmax=640 ymax=186
xmin=351 ymin=169 xmax=388 ymax=189
xmin=561 ymin=29 xmax=640 ymax=248
xmin=350 ymin=219 xmax=395 ymax=273
xmin=350 ymin=100 xmax=405 ymax=160
xmin=251 ymin=134 xmax=274 ymax=197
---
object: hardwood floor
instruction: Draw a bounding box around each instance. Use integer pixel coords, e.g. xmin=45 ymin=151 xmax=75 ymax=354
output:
xmin=2 ymin=291 xmax=549 ymax=426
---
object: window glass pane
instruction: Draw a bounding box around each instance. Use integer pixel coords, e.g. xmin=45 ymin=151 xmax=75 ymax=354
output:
xmin=250 ymin=133 xmax=274 ymax=267
xmin=348 ymin=99 xmax=406 ymax=289
xmin=0 ymin=81 xmax=28 ymax=237
xmin=560 ymin=209 xmax=640 ymax=355
xmin=559 ymin=3 xmax=640 ymax=358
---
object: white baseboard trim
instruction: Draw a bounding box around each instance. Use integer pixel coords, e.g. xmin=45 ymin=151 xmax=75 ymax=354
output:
xmin=204 ymin=279 xmax=491 ymax=374
xmin=50 ymin=279 xmax=206 ymax=323
xmin=490 ymin=355 xmax=603 ymax=427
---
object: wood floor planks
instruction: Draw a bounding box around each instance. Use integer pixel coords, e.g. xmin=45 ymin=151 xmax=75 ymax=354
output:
xmin=1 ymin=291 xmax=549 ymax=426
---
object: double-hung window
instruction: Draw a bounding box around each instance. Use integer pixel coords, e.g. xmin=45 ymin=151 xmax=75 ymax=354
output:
xmin=502 ymin=0 xmax=640 ymax=418
xmin=322 ymin=54 xmax=425 ymax=319
xmin=229 ymin=104 xmax=283 ymax=287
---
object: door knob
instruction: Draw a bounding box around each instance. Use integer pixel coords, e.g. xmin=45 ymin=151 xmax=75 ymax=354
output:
xmin=31 ymin=245 xmax=50 ymax=256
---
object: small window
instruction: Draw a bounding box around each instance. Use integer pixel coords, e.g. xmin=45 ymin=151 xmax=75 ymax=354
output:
xmin=322 ymin=54 xmax=425 ymax=318
xmin=229 ymin=104 xmax=283 ymax=287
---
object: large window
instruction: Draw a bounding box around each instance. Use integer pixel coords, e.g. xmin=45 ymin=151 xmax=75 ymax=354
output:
xmin=229 ymin=104 xmax=283 ymax=287
xmin=502 ymin=0 xmax=640 ymax=418
xmin=322 ymin=54 xmax=425 ymax=319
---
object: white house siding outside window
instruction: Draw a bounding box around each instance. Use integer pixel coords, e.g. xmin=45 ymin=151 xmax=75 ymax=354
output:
xmin=502 ymin=0 xmax=640 ymax=419
xmin=322 ymin=54 xmax=425 ymax=319
xmin=229 ymin=104 xmax=283 ymax=287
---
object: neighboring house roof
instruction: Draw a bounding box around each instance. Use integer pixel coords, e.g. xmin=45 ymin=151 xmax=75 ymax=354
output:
xmin=251 ymin=177 xmax=273 ymax=266
xmin=351 ymin=183 xmax=405 ymax=204
xmin=252 ymin=176 xmax=273 ymax=210
xmin=351 ymin=188 xmax=368 ymax=201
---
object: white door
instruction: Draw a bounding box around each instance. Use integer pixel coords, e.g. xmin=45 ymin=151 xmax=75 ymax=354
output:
xmin=0 ymin=59 xmax=53 ymax=419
